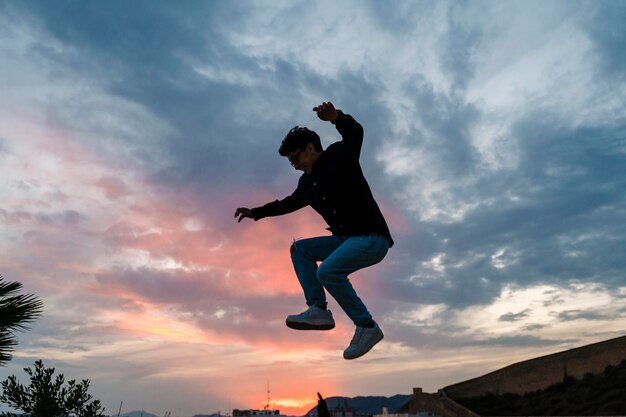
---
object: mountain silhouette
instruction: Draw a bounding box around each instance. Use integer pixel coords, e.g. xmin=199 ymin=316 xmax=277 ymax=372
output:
xmin=305 ymin=395 xmax=412 ymax=416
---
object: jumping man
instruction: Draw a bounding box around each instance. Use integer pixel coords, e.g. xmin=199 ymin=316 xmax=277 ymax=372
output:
xmin=235 ymin=101 xmax=393 ymax=359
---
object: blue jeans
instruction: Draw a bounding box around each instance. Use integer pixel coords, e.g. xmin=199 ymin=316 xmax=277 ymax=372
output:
xmin=290 ymin=234 xmax=389 ymax=327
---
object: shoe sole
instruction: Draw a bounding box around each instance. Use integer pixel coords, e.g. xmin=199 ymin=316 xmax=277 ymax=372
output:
xmin=343 ymin=332 xmax=384 ymax=360
xmin=285 ymin=320 xmax=335 ymax=331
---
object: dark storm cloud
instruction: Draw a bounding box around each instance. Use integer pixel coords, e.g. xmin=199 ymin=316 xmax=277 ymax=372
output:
xmin=467 ymin=118 xmax=624 ymax=269
xmin=365 ymin=0 xmax=421 ymax=33
xmin=7 ymin=0 xmax=398 ymax=204
xmin=11 ymin=1 xmax=211 ymax=73
xmin=383 ymin=106 xmax=626 ymax=309
xmin=441 ymin=2 xmax=482 ymax=92
xmin=499 ymin=309 xmax=531 ymax=322
xmin=584 ymin=0 xmax=626 ymax=79
xmin=557 ymin=309 xmax=619 ymax=322
xmin=381 ymin=317 xmax=575 ymax=351
xmin=471 ymin=335 xmax=577 ymax=348
xmin=336 ymin=2 xmax=626 ymax=317
xmin=5 ymin=1 xmax=278 ymax=187
xmin=523 ymin=323 xmax=548 ymax=331
xmin=405 ymin=76 xmax=481 ymax=177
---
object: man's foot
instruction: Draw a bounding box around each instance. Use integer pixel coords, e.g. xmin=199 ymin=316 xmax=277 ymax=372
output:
xmin=343 ymin=322 xmax=384 ymax=360
xmin=286 ymin=305 xmax=336 ymax=330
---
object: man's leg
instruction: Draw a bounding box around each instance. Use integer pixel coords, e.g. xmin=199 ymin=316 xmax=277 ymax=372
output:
xmin=286 ymin=235 xmax=344 ymax=330
xmin=290 ymin=235 xmax=344 ymax=308
xmin=316 ymin=234 xmax=389 ymax=326
xmin=316 ymin=234 xmax=389 ymax=359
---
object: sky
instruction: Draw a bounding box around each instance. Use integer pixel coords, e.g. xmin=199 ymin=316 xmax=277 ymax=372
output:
xmin=1 ymin=0 xmax=625 ymax=416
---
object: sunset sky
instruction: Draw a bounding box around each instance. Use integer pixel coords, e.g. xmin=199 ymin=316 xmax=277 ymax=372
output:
xmin=1 ymin=1 xmax=625 ymax=416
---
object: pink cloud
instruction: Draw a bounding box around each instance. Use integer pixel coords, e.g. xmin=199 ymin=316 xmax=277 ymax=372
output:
xmin=96 ymin=177 xmax=131 ymax=199
xmin=1 ymin=112 xmax=402 ymax=410
xmin=99 ymin=184 xmax=331 ymax=295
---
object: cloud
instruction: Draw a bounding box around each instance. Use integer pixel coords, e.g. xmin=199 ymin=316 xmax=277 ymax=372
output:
xmin=471 ymin=335 xmax=576 ymax=348
xmin=2 ymin=1 xmax=626 ymax=415
xmin=0 ymin=137 xmax=8 ymax=155
xmin=499 ymin=309 xmax=531 ymax=322
xmin=583 ymin=0 xmax=626 ymax=80
xmin=557 ymin=309 xmax=620 ymax=322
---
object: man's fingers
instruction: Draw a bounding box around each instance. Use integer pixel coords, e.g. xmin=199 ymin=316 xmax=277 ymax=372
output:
xmin=313 ymin=102 xmax=332 ymax=112
xmin=235 ymin=208 xmax=252 ymax=222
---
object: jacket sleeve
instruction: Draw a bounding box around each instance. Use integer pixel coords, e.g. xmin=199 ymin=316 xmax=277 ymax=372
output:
xmin=251 ymin=177 xmax=309 ymax=220
xmin=332 ymin=110 xmax=364 ymax=160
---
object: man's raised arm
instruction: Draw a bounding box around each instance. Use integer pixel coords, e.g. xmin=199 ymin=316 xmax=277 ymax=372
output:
xmin=313 ymin=101 xmax=364 ymax=159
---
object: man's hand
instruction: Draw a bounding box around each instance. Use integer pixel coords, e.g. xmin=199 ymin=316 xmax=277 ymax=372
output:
xmin=234 ymin=207 xmax=253 ymax=223
xmin=313 ymin=102 xmax=338 ymax=122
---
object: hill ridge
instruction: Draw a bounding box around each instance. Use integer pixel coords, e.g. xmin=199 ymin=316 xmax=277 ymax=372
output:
xmin=304 ymin=394 xmax=412 ymax=416
xmin=443 ymin=334 xmax=626 ymax=398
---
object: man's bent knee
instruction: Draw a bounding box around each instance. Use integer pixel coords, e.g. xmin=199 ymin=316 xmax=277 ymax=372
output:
xmin=316 ymin=264 xmax=340 ymax=284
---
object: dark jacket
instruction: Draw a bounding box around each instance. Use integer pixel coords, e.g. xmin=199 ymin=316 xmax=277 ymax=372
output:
xmin=251 ymin=110 xmax=394 ymax=248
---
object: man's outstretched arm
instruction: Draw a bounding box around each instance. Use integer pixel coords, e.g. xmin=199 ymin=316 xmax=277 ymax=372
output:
xmin=235 ymin=180 xmax=309 ymax=223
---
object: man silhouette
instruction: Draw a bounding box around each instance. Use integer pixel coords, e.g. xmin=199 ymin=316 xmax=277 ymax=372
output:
xmin=235 ymin=101 xmax=393 ymax=359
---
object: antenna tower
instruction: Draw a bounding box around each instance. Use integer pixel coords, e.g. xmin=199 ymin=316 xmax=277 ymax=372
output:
xmin=264 ymin=381 xmax=271 ymax=410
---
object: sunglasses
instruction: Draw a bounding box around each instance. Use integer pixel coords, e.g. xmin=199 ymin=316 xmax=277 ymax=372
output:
xmin=289 ymin=147 xmax=307 ymax=165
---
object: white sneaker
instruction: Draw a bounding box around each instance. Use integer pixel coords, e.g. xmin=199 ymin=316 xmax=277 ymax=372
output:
xmin=286 ymin=305 xmax=335 ymax=330
xmin=343 ymin=322 xmax=384 ymax=360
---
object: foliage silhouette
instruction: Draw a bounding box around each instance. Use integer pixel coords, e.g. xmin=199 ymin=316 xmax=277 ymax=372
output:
xmin=0 ymin=360 xmax=105 ymax=417
xmin=0 ymin=275 xmax=43 ymax=366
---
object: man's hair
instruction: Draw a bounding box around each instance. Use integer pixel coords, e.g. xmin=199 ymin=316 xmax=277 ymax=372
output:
xmin=279 ymin=126 xmax=323 ymax=156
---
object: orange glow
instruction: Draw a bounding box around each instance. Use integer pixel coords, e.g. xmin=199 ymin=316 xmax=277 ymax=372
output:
xmin=101 ymin=303 xmax=221 ymax=345
xmin=240 ymin=382 xmax=340 ymax=417
xmin=272 ymin=397 xmax=317 ymax=409
xmin=102 ymin=299 xmax=346 ymax=353
xmin=269 ymin=397 xmax=318 ymax=416
xmin=97 ymin=185 xmax=330 ymax=298
xmin=1 ymin=115 xmax=367 ymax=413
